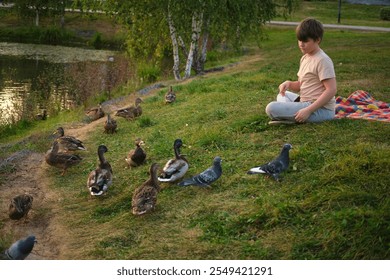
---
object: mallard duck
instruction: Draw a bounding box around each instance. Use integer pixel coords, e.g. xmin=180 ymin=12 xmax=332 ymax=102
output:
xmin=115 ymin=97 xmax=143 ymax=120
xmin=35 ymin=109 xmax=47 ymax=120
xmin=8 ymin=194 xmax=33 ymax=220
xmin=165 ymin=86 xmax=176 ymax=104
xmin=104 ymin=114 xmax=117 ymax=134
xmin=131 ymin=163 xmax=160 ymax=215
xmin=158 ymin=139 xmax=189 ymax=182
xmin=54 ymin=127 xmax=86 ymax=153
xmin=125 ymin=138 xmax=146 ymax=167
xmin=87 ymin=145 xmax=113 ymax=196
xmin=45 ymin=141 xmax=82 ymax=175
xmin=85 ymin=103 xmax=105 ymax=121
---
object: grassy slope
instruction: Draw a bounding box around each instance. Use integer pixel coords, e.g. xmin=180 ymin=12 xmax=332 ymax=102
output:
xmin=275 ymin=1 xmax=390 ymax=28
xmin=47 ymin=27 xmax=390 ymax=260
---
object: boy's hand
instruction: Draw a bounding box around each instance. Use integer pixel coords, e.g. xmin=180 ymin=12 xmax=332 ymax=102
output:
xmin=278 ymin=81 xmax=291 ymax=96
xmin=295 ymin=107 xmax=312 ymax=123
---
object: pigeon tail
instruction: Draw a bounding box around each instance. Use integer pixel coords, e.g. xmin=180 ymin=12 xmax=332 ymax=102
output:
xmin=247 ymin=167 xmax=267 ymax=174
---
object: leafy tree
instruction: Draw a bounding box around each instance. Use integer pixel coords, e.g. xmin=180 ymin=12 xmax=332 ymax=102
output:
xmin=81 ymin=0 xmax=298 ymax=80
xmin=4 ymin=0 xmax=67 ymax=27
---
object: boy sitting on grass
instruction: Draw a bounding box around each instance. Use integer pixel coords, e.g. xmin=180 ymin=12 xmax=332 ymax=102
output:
xmin=266 ymin=18 xmax=337 ymax=124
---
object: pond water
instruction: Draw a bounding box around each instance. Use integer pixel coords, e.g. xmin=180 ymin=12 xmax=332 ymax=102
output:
xmin=0 ymin=42 xmax=127 ymax=125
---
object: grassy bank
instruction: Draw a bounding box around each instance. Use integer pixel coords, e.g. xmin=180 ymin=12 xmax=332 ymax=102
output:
xmin=276 ymin=0 xmax=390 ymax=28
xmin=26 ymin=27 xmax=389 ymax=259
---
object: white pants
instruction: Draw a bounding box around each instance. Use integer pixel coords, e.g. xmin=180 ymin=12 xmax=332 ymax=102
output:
xmin=266 ymin=93 xmax=335 ymax=123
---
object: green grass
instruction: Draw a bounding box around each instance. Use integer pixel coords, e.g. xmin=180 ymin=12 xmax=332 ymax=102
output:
xmin=21 ymin=27 xmax=388 ymax=260
xmin=275 ymin=0 xmax=390 ymax=28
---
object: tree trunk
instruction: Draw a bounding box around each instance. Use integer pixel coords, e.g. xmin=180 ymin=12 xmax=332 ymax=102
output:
xmin=197 ymin=32 xmax=209 ymax=74
xmin=184 ymin=11 xmax=203 ymax=79
xmin=35 ymin=9 xmax=39 ymax=27
xmin=197 ymin=18 xmax=210 ymax=74
xmin=167 ymin=6 xmax=181 ymax=80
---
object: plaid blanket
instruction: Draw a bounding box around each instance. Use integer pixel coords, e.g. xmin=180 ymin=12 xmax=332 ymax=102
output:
xmin=335 ymin=90 xmax=390 ymax=122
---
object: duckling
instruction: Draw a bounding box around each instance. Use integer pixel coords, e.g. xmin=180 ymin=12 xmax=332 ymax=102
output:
xmin=115 ymin=97 xmax=143 ymax=120
xmin=54 ymin=127 xmax=86 ymax=153
xmin=158 ymin=139 xmax=189 ymax=183
xmin=165 ymin=86 xmax=176 ymax=104
xmin=131 ymin=163 xmax=160 ymax=215
xmin=85 ymin=103 xmax=105 ymax=121
xmin=125 ymin=138 xmax=146 ymax=167
xmin=8 ymin=194 xmax=33 ymax=220
xmin=104 ymin=114 xmax=117 ymax=134
xmin=45 ymin=141 xmax=82 ymax=175
xmin=87 ymin=145 xmax=113 ymax=196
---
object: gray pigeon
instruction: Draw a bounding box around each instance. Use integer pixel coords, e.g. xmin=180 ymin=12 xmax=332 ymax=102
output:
xmin=247 ymin=143 xmax=292 ymax=181
xmin=5 ymin=235 xmax=37 ymax=260
xmin=178 ymin=156 xmax=222 ymax=187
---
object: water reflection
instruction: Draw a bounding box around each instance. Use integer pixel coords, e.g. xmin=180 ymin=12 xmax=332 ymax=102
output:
xmin=0 ymin=43 xmax=130 ymax=125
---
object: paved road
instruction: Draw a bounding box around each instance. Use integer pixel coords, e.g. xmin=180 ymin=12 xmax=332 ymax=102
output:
xmin=269 ymin=21 xmax=390 ymax=32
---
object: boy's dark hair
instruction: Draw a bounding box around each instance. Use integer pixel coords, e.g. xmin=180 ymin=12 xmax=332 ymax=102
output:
xmin=296 ymin=18 xmax=324 ymax=42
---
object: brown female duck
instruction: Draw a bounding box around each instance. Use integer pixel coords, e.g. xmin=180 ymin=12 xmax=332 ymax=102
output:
xmin=131 ymin=163 xmax=160 ymax=215
xmin=115 ymin=97 xmax=143 ymax=120
xmin=54 ymin=127 xmax=86 ymax=153
xmin=125 ymin=138 xmax=146 ymax=167
xmin=85 ymin=103 xmax=105 ymax=121
xmin=165 ymin=86 xmax=176 ymax=104
xmin=45 ymin=140 xmax=82 ymax=175
xmin=8 ymin=194 xmax=33 ymax=220
xmin=104 ymin=114 xmax=117 ymax=134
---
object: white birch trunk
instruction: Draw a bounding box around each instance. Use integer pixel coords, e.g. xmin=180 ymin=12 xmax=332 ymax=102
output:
xmin=35 ymin=9 xmax=39 ymax=27
xmin=167 ymin=6 xmax=181 ymax=80
xmin=184 ymin=12 xmax=203 ymax=79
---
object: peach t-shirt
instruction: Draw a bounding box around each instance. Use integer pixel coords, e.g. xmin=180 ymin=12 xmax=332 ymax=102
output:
xmin=297 ymin=49 xmax=336 ymax=110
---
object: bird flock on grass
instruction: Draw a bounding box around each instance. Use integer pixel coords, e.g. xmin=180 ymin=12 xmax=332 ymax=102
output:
xmin=6 ymin=86 xmax=294 ymax=260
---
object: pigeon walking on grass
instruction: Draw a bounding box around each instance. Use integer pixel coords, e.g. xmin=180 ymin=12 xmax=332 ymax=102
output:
xmin=4 ymin=235 xmax=37 ymax=260
xmin=178 ymin=156 xmax=222 ymax=187
xmin=247 ymin=143 xmax=292 ymax=181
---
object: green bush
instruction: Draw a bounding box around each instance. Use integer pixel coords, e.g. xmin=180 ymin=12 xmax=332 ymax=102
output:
xmin=380 ymin=7 xmax=390 ymax=21
xmin=91 ymin=32 xmax=103 ymax=49
xmin=137 ymin=63 xmax=160 ymax=83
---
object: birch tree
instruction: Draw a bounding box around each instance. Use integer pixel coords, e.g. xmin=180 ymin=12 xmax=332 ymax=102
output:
xmin=97 ymin=0 xmax=297 ymax=80
xmin=8 ymin=0 xmax=65 ymax=27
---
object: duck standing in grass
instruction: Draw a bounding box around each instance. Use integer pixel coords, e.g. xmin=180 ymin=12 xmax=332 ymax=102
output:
xmin=54 ymin=127 xmax=86 ymax=153
xmin=8 ymin=194 xmax=33 ymax=220
xmin=158 ymin=139 xmax=189 ymax=183
xmin=165 ymin=86 xmax=176 ymax=104
xmin=87 ymin=145 xmax=113 ymax=196
xmin=131 ymin=163 xmax=160 ymax=215
xmin=85 ymin=103 xmax=105 ymax=121
xmin=125 ymin=138 xmax=146 ymax=167
xmin=178 ymin=156 xmax=222 ymax=187
xmin=104 ymin=114 xmax=117 ymax=134
xmin=247 ymin=143 xmax=292 ymax=181
xmin=115 ymin=97 xmax=143 ymax=120
xmin=45 ymin=141 xmax=82 ymax=175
